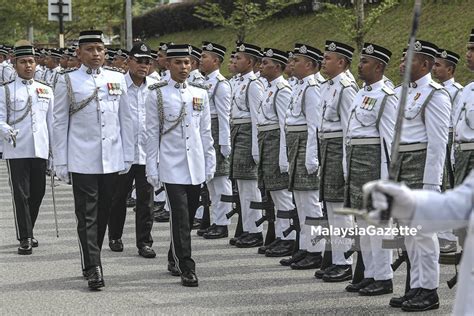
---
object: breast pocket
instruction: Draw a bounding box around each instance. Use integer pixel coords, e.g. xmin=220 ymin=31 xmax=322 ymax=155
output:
xmin=192 ymin=111 xmax=201 ymax=127
xmin=106 ymin=95 xmax=119 ymax=113
xmin=37 ymin=99 xmax=49 ymax=112
xmin=355 ymin=106 xmax=377 ymax=126
xmin=405 ymin=101 xmax=423 ymax=119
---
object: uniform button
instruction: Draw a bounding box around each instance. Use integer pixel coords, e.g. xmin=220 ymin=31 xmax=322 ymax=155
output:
xmin=186 ymin=137 xmax=189 ymax=140
xmin=102 ymin=123 xmax=105 ymax=127
xmin=99 ymin=98 xmax=102 ymax=101
xmin=186 ymin=124 xmax=189 ymax=127
xmin=102 ymin=137 xmax=105 ymax=140
xmin=102 ymin=110 xmax=105 ymax=113
xmin=187 ymin=148 xmax=189 ymax=151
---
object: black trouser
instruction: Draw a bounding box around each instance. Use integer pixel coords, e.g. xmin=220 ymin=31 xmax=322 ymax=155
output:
xmin=71 ymin=172 xmax=118 ymax=270
xmin=6 ymin=158 xmax=47 ymax=241
xmin=164 ymin=183 xmax=201 ymax=274
xmin=108 ymin=164 xmax=154 ymax=249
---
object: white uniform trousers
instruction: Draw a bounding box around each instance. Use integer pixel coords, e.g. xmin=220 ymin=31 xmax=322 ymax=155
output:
xmin=358 ymin=218 xmax=393 ymax=280
xmin=207 ymin=176 xmax=232 ymax=225
xmin=326 ymin=202 xmax=353 ymax=265
xmin=270 ymin=189 xmax=296 ymax=240
xmin=405 ymin=231 xmax=440 ymax=290
xmin=236 ymin=179 xmax=262 ymax=233
xmin=294 ymin=190 xmax=325 ymax=252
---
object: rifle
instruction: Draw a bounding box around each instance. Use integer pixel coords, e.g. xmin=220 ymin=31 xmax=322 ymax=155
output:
xmin=197 ymin=183 xmax=211 ymax=234
xmin=222 ymin=181 xmax=243 ymax=239
xmin=250 ymin=189 xmax=276 ymax=246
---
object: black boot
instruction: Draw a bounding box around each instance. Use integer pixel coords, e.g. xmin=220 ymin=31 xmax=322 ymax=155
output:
xmin=345 ymin=278 xmax=374 ymax=293
xmin=290 ymin=252 xmax=322 ymax=270
xmin=18 ymin=238 xmax=32 ymax=255
xmin=280 ymin=250 xmax=307 ymax=266
xmin=87 ymin=266 xmax=105 ymax=290
xmin=389 ymin=287 xmax=421 ymax=308
xmin=401 ymin=288 xmax=439 ymax=312
xmin=359 ymin=279 xmax=393 ymax=296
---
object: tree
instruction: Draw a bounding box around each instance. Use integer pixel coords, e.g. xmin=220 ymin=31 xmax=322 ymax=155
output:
xmin=322 ymin=0 xmax=400 ymax=51
xmin=194 ymin=0 xmax=302 ymax=42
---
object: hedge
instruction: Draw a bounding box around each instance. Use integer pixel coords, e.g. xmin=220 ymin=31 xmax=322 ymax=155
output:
xmin=132 ymin=0 xmax=316 ymax=39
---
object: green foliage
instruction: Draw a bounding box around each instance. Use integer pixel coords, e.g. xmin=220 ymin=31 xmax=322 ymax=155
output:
xmin=194 ymin=0 xmax=302 ymax=42
xmin=321 ymin=0 xmax=400 ymax=51
xmin=147 ymin=0 xmax=473 ymax=85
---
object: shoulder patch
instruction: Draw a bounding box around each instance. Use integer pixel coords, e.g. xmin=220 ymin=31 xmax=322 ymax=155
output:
xmin=35 ymin=79 xmax=52 ymax=88
xmin=382 ymin=86 xmax=395 ymax=96
xmin=429 ymin=81 xmax=443 ymax=90
xmin=189 ymin=82 xmax=208 ymax=90
xmin=307 ymin=77 xmax=317 ymax=86
xmin=453 ymin=82 xmax=463 ymax=90
xmin=276 ymin=81 xmax=290 ymax=90
xmin=216 ymin=73 xmax=226 ymax=82
xmin=340 ymin=78 xmax=351 ymax=88
xmin=103 ymin=66 xmax=125 ymax=74
xmin=0 ymin=79 xmax=14 ymax=86
xmin=148 ymin=81 xmax=168 ymax=90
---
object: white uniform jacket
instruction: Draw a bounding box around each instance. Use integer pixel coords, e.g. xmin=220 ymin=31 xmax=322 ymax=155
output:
xmin=53 ymin=64 xmax=134 ymax=174
xmin=257 ymin=75 xmax=292 ymax=169
xmin=125 ymin=72 xmax=158 ymax=165
xmin=148 ymin=71 xmax=161 ymax=82
xmin=189 ymin=69 xmax=205 ymax=85
xmin=285 ymin=74 xmax=321 ymax=167
xmin=410 ymin=170 xmax=474 ymax=315
xmin=346 ymin=79 xmax=397 ymax=179
xmin=231 ymin=71 xmax=264 ymax=158
xmin=0 ymin=61 xmax=15 ymax=83
xmin=145 ymin=79 xmax=216 ymax=185
xmin=400 ymin=73 xmax=451 ymax=186
xmin=204 ymin=69 xmax=231 ymax=146
xmin=0 ymin=77 xmax=53 ymax=159
xmin=454 ymin=82 xmax=474 ymax=143
xmin=443 ymin=78 xmax=463 ymax=129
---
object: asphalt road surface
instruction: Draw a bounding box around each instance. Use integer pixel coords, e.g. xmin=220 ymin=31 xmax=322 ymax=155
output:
xmin=0 ymin=161 xmax=456 ymax=315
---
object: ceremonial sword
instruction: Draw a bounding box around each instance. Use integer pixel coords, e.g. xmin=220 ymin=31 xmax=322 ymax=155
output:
xmin=50 ymin=172 xmax=59 ymax=237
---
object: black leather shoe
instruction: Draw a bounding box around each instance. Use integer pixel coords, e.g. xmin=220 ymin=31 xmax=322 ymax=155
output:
xmin=258 ymin=238 xmax=281 ymax=254
xmin=126 ymin=197 xmax=136 ymax=207
xmin=87 ymin=266 xmax=105 ymax=289
xmin=401 ymin=288 xmax=439 ymax=312
xmin=280 ymin=250 xmax=307 ymax=266
xmin=197 ymin=223 xmax=212 ymax=237
xmin=315 ymin=264 xmax=336 ymax=279
xmin=138 ymin=246 xmax=156 ymax=258
xmin=203 ymin=225 xmax=228 ymax=239
xmin=167 ymin=261 xmax=180 ymax=276
xmin=109 ymin=239 xmax=123 ymax=252
xmin=266 ymin=240 xmax=295 ymax=257
xmin=18 ymin=238 xmax=32 ymax=255
xmin=359 ymin=279 xmax=393 ymax=296
xmin=345 ymin=278 xmax=375 ymax=293
xmin=31 ymin=238 xmax=38 ymax=248
xmin=389 ymin=287 xmax=421 ymax=308
xmin=230 ymin=232 xmax=248 ymax=246
xmin=438 ymin=238 xmax=457 ymax=253
xmin=153 ymin=201 xmax=166 ymax=212
xmin=235 ymin=232 xmax=263 ymax=248
xmin=154 ymin=210 xmax=170 ymax=222
xmin=192 ymin=218 xmax=201 ymax=230
xmin=290 ymin=252 xmax=322 ymax=270
xmin=83 ymin=269 xmax=93 ymax=280
xmin=181 ymin=271 xmax=199 ymax=287
xmin=322 ymin=265 xmax=352 ymax=282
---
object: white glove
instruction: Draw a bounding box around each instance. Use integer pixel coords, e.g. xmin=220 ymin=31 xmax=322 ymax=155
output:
xmin=147 ymin=175 xmax=160 ymax=188
xmin=55 ymin=165 xmax=69 ymax=182
xmin=220 ymin=145 xmax=232 ymax=158
xmin=206 ymin=172 xmax=214 ymax=183
xmin=4 ymin=129 xmax=18 ymax=147
xmin=253 ymin=155 xmax=259 ymax=165
xmin=423 ymin=184 xmax=441 ymax=192
xmin=279 ymin=164 xmax=289 ymax=174
xmin=119 ymin=161 xmax=133 ymax=175
xmin=363 ymin=180 xmax=416 ymax=224
xmin=305 ymin=163 xmax=319 ymax=175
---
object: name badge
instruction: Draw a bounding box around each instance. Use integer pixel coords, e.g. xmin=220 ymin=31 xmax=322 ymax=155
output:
xmin=193 ymin=97 xmax=204 ymax=111
xmin=107 ymin=83 xmax=122 ymax=95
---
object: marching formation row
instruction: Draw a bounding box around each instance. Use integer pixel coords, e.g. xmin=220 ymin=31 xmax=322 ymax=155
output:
xmin=0 ymin=26 xmax=473 ymax=314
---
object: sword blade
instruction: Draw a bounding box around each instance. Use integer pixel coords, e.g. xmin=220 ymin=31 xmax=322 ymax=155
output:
xmin=51 ymin=173 xmax=59 ymax=238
